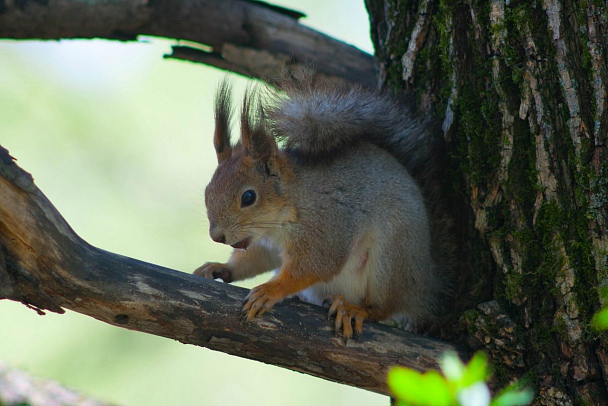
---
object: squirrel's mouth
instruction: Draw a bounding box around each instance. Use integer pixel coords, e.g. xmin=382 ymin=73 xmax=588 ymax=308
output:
xmin=230 ymin=237 xmax=251 ymax=250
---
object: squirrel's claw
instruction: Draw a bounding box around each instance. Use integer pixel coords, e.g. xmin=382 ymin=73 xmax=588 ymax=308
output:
xmin=243 ymin=284 xmax=279 ymax=321
xmin=325 ymin=294 xmax=368 ymax=340
xmin=193 ymin=262 xmax=233 ymax=283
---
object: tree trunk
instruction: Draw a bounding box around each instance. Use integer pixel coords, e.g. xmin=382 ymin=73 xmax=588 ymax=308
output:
xmin=365 ymin=0 xmax=607 ymax=403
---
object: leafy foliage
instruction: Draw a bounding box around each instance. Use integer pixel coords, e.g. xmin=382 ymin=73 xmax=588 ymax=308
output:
xmin=388 ymin=352 xmax=533 ymax=406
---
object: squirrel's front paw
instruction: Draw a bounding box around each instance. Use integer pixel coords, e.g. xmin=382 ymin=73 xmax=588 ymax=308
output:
xmin=193 ymin=262 xmax=233 ymax=283
xmin=324 ymin=295 xmax=369 ymax=340
xmin=242 ymin=284 xmax=280 ymax=321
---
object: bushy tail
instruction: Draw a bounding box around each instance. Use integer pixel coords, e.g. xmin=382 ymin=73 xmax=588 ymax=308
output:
xmin=265 ymin=74 xmax=458 ymax=318
xmin=265 ymin=75 xmax=435 ymax=180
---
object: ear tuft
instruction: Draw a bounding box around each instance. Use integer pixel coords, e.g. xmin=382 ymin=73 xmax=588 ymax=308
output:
xmin=214 ymin=79 xmax=233 ymax=162
xmin=240 ymin=86 xmax=278 ymax=162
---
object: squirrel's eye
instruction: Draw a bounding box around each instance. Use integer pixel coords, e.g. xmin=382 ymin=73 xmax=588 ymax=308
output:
xmin=241 ymin=190 xmax=257 ymax=207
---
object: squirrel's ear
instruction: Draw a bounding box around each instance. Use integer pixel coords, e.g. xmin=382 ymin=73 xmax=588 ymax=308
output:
xmin=214 ymin=79 xmax=233 ymax=163
xmin=240 ymin=88 xmax=278 ymax=162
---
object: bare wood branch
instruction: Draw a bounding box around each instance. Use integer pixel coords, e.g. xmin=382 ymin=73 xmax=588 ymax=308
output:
xmin=0 ymin=0 xmax=376 ymax=87
xmin=0 ymin=145 xmax=466 ymax=396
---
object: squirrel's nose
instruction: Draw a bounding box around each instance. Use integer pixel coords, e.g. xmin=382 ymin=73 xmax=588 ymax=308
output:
xmin=209 ymin=227 xmax=226 ymax=244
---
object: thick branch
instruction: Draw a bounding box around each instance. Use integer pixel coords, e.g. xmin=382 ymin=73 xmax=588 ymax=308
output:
xmin=0 ymin=145 xmax=466 ymax=396
xmin=0 ymin=0 xmax=376 ymax=87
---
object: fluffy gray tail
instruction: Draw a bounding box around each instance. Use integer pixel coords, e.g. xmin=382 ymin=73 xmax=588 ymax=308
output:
xmin=265 ymin=77 xmax=435 ymax=180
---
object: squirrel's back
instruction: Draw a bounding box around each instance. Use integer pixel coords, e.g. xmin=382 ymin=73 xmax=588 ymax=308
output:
xmin=266 ymin=74 xmax=435 ymax=177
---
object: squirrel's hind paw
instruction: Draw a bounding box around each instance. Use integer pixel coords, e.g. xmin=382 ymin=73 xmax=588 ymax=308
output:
xmin=324 ymin=295 xmax=369 ymax=340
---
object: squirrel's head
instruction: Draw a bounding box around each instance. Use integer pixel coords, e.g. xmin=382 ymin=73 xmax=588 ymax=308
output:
xmin=204 ymin=81 xmax=295 ymax=249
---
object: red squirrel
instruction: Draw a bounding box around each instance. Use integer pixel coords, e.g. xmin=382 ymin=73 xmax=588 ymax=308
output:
xmin=194 ymin=75 xmax=454 ymax=338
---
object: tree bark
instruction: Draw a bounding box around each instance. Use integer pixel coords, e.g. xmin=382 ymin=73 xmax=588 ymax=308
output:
xmin=0 ymin=146 xmax=466 ymax=397
xmin=366 ymin=0 xmax=608 ymax=403
xmin=0 ymin=0 xmax=376 ymax=88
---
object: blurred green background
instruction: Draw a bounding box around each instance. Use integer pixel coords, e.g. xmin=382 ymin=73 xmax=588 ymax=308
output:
xmin=0 ymin=1 xmax=387 ymax=405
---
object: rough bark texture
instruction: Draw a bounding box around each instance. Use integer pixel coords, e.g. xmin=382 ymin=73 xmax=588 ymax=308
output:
xmin=0 ymin=146 xmax=466 ymax=397
xmin=366 ymin=0 xmax=608 ymax=403
xmin=0 ymin=0 xmax=375 ymax=88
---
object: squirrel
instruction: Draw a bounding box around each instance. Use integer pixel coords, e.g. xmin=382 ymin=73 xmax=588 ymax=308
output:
xmin=194 ymin=73 xmax=455 ymax=338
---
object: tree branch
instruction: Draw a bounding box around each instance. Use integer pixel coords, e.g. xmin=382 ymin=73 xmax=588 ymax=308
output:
xmin=0 ymin=145 xmax=466 ymax=396
xmin=0 ymin=0 xmax=376 ymax=87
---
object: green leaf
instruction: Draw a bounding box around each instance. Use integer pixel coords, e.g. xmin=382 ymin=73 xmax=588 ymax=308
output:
xmin=490 ymin=388 xmax=534 ymax=406
xmin=440 ymin=352 xmax=466 ymax=382
xmin=388 ymin=367 xmax=425 ymax=403
xmin=461 ymin=352 xmax=488 ymax=387
xmin=420 ymin=370 xmax=454 ymax=406
xmin=592 ymin=308 xmax=608 ymax=330
xmin=388 ymin=367 xmax=455 ymax=406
